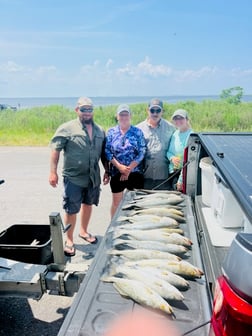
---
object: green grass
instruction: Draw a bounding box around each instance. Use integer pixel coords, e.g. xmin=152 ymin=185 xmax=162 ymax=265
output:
xmin=1 ymin=100 xmax=252 ymax=145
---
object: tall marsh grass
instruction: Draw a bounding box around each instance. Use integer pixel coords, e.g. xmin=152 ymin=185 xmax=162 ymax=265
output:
xmin=0 ymin=100 xmax=252 ymax=145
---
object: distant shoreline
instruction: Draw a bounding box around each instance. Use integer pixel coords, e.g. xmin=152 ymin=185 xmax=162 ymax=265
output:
xmin=1 ymin=95 xmax=252 ymax=110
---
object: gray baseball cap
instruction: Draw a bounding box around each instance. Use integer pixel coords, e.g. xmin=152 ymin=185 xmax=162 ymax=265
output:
xmin=116 ymin=104 xmax=131 ymax=114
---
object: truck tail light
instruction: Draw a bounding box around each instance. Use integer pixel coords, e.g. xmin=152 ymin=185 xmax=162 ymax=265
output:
xmin=209 ymin=275 xmax=252 ymax=336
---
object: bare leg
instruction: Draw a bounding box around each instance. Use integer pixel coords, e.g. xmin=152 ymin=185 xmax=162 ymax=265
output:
xmin=64 ymin=213 xmax=77 ymax=252
xmin=111 ymin=192 xmax=124 ymax=218
xmin=79 ymin=203 xmax=96 ymax=243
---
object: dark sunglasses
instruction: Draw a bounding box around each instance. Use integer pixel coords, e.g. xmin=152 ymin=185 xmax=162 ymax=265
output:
xmin=149 ymin=108 xmax=162 ymax=114
xmin=173 ymin=116 xmax=185 ymax=120
xmin=79 ymin=107 xmax=93 ymax=113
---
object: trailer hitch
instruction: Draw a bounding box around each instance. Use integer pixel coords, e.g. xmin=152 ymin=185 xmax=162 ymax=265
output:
xmin=49 ymin=212 xmax=69 ymax=272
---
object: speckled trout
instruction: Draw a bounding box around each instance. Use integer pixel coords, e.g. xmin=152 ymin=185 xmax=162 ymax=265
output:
xmin=129 ymin=208 xmax=186 ymax=223
xmin=133 ymin=265 xmax=190 ymax=290
xmin=107 ymin=248 xmax=181 ymax=261
xmin=113 ymin=229 xmax=192 ymax=247
xmin=112 ymin=238 xmax=188 ymax=256
xmin=101 ymin=276 xmax=174 ymax=315
xmin=117 ymin=214 xmax=179 ymax=227
xmin=116 ymin=222 xmax=184 ymax=234
xmin=124 ymin=259 xmax=204 ymax=279
xmin=107 ymin=264 xmax=184 ymax=301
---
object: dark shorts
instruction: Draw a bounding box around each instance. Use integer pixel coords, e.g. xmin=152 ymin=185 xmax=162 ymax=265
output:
xmin=110 ymin=172 xmax=144 ymax=193
xmin=143 ymin=178 xmax=172 ymax=190
xmin=63 ymin=177 xmax=100 ymax=214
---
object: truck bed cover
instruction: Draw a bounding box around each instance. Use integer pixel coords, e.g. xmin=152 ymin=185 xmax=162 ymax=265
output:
xmin=58 ymin=192 xmax=211 ymax=336
xmin=191 ymin=133 xmax=252 ymax=292
xmin=198 ymin=132 xmax=252 ymax=223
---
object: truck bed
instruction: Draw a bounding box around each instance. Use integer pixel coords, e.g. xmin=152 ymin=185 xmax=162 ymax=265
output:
xmin=194 ymin=196 xmax=229 ymax=294
xmin=187 ymin=132 xmax=252 ymax=296
xmin=198 ymin=132 xmax=252 ymax=223
xmin=58 ymin=192 xmax=212 ymax=336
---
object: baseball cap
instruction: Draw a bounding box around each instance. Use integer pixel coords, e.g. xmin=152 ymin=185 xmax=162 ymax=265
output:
xmin=77 ymin=97 xmax=93 ymax=108
xmin=148 ymin=98 xmax=163 ymax=109
xmin=172 ymin=109 xmax=188 ymax=119
xmin=116 ymin=104 xmax=131 ymax=115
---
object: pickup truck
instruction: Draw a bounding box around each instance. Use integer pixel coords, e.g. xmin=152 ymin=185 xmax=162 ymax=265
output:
xmin=57 ymin=132 xmax=252 ymax=336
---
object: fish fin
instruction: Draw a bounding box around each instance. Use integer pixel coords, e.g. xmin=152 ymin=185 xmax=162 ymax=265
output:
xmin=116 ymin=215 xmax=128 ymax=222
xmin=112 ymin=239 xmax=135 ymax=251
xmin=100 ymin=274 xmax=115 ymax=283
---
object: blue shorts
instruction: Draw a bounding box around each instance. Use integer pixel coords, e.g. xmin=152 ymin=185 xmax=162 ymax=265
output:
xmin=62 ymin=177 xmax=100 ymax=214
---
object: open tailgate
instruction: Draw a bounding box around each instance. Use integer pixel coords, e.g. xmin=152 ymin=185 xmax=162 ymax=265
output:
xmin=58 ymin=191 xmax=212 ymax=336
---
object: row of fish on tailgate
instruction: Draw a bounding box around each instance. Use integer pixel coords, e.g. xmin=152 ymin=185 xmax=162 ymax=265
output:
xmin=101 ymin=189 xmax=204 ymax=316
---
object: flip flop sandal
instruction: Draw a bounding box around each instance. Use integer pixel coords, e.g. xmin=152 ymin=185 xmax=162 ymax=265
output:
xmin=64 ymin=244 xmax=76 ymax=257
xmin=79 ymin=233 xmax=97 ymax=244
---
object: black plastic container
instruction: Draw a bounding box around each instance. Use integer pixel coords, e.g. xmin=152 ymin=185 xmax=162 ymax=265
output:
xmin=0 ymin=224 xmax=52 ymax=264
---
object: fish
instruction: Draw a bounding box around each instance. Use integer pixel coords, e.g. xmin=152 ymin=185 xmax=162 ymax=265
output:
xmin=122 ymin=202 xmax=184 ymax=210
xmin=112 ymin=238 xmax=188 ymax=256
xmin=107 ymin=248 xmax=181 ymax=261
xmin=132 ymin=192 xmax=184 ymax=201
xmin=124 ymin=196 xmax=184 ymax=209
xmin=116 ymin=214 xmax=179 ymax=227
xmin=115 ymin=222 xmax=184 ymax=234
xmin=107 ymin=264 xmax=184 ymax=301
xmin=134 ymin=188 xmax=182 ymax=196
xmin=113 ymin=229 xmax=192 ymax=247
xmin=128 ymin=208 xmax=186 ymax=223
xmin=124 ymin=259 xmax=204 ymax=279
xmin=129 ymin=207 xmax=184 ymax=217
xmin=130 ymin=207 xmax=184 ymax=217
xmin=139 ymin=266 xmax=190 ymax=290
xmin=100 ymin=275 xmax=174 ymax=315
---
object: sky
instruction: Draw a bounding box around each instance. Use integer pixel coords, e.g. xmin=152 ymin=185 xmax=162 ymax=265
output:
xmin=0 ymin=0 xmax=252 ymax=97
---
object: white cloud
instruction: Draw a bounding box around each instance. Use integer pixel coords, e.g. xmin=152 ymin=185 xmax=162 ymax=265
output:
xmin=117 ymin=57 xmax=172 ymax=78
xmin=105 ymin=58 xmax=113 ymax=69
xmin=36 ymin=66 xmax=57 ymax=75
xmin=80 ymin=60 xmax=100 ymax=73
xmin=0 ymin=58 xmax=252 ymax=96
xmin=175 ymin=66 xmax=218 ymax=82
xmin=0 ymin=61 xmax=28 ymax=73
xmin=230 ymin=67 xmax=252 ymax=77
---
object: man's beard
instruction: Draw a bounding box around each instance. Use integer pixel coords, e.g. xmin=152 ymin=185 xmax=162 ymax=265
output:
xmin=81 ymin=118 xmax=93 ymax=125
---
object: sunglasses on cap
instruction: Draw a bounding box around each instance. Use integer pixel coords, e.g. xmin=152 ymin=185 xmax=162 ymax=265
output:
xmin=149 ymin=107 xmax=162 ymax=114
xmin=79 ymin=107 xmax=93 ymax=113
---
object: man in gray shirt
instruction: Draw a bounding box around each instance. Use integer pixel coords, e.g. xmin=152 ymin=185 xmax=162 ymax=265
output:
xmin=49 ymin=97 xmax=110 ymax=257
xmin=137 ymin=98 xmax=175 ymax=190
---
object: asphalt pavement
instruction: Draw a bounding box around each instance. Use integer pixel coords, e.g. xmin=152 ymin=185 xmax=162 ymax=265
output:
xmin=0 ymin=146 xmax=112 ymax=336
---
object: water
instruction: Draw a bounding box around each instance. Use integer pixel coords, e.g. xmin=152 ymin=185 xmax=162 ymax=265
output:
xmin=1 ymin=95 xmax=252 ymax=109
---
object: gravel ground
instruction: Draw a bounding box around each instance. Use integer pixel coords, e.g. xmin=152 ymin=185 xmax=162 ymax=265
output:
xmin=0 ymin=147 xmax=111 ymax=336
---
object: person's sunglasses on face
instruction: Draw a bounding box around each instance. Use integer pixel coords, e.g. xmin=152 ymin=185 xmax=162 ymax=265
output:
xmin=149 ymin=107 xmax=162 ymax=114
xmin=79 ymin=107 xmax=93 ymax=113
xmin=173 ymin=116 xmax=185 ymax=121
